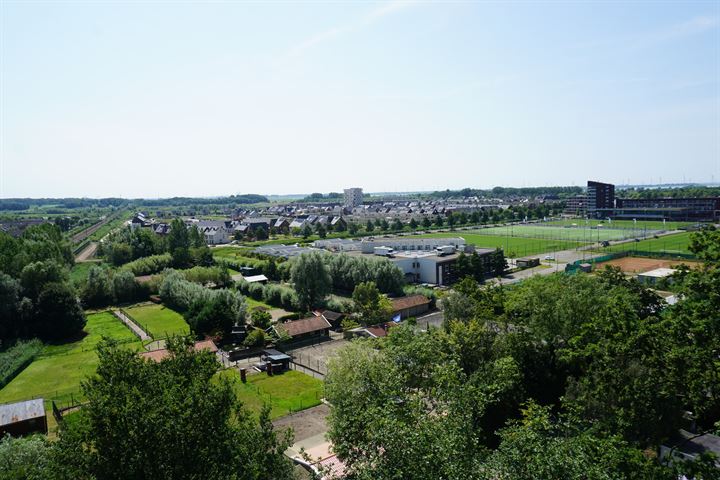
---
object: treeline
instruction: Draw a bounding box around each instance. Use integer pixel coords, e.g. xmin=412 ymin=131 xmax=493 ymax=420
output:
xmin=130 ymin=194 xmax=268 ymax=206
xmin=0 ymin=224 xmax=86 ymax=341
xmin=0 ymin=198 xmax=127 ymax=210
xmin=100 ymin=219 xmax=212 ymax=270
xmin=324 ymin=227 xmax=720 ymax=478
xmin=622 ymin=186 xmax=720 ymax=199
xmin=427 ymin=185 xmax=583 ymax=199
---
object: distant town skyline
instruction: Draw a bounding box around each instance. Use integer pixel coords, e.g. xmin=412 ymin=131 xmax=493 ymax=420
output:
xmin=1 ymin=1 xmax=718 ymax=198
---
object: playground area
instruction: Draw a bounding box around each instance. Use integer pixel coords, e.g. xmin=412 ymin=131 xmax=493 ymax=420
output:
xmin=594 ymin=256 xmax=701 ymax=274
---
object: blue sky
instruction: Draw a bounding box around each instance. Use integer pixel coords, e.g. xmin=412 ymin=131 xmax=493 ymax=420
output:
xmin=1 ymin=1 xmax=718 ymax=198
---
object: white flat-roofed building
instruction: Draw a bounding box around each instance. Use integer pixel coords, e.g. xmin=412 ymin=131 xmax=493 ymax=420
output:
xmin=637 ymin=267 xmax=677 ymax=285
xmin=360 ymin=237 xmax=467 ymax=254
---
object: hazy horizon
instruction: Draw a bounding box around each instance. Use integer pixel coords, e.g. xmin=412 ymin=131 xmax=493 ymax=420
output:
xmin=2 ymin=1 xmax=718 ymax=198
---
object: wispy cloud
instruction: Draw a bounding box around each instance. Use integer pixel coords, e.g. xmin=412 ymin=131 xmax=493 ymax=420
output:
xmin=287 ymin=1 xmax=418 ymax=56
xmin=633 ymin=15 xmax=719 ymax=49
xmin=571 ymin=14 xmax=719 ymax=53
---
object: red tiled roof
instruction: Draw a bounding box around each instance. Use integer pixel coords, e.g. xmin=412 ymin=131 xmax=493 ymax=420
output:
xmin=391 ymin=294 xmax=431 ymax=312
xmin=139 ymin=340 xmax=217 ymax=363
xmin=275 ymin=316 xmax=331 ymax=337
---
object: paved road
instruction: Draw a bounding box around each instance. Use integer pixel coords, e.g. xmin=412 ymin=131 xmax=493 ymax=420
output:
xmin=74 ymin=241 xmax=98 ymax=262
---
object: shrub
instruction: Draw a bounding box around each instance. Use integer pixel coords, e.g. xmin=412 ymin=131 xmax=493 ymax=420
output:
xmin=121 ymin=254 xmax=173 ymax=276
xmin=243 ymin=329 xmax=266 ymax=347
xmin=0 ymin=339 xmax=43 ymax=389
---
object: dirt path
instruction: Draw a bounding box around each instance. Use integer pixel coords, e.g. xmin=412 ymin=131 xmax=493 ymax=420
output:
xmin=112 ymin=310 xmax=151 ymax=341
xmin=74 ymin=241 xmax=98 ymax=262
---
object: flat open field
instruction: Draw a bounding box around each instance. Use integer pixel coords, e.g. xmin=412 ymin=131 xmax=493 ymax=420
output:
xmin=0 ymin=312 xmax=141 ymax=407
xmin=414 ymin=232 xmax=584 ymax=257
xmin=218 ymin=369 xmax=323 ymax=419
xmin=595 ymin=256 xmax=701 ymax=274
xmin=601 ymin=232 xmax=693 ymax=255
xmin=124 ymin=303 xmax=190 ymax=339
xmin=547 ymin=219 xmax=693 ymax=230
xmin=473 ymin=224 xmax=648 ymax=242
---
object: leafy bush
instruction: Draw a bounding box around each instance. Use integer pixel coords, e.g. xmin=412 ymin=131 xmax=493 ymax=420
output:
xmin=159 ymin=271 xmax=247 ymax=335
xmin=181 ymin=266 xmax=232 ymax=288
xmin=243 ymin=329 xmax=266 ymax=347
xmin=121 ymin=253 xmax=173 ymax=276
xmin=0 ymin=339 xmax=43 ymax=389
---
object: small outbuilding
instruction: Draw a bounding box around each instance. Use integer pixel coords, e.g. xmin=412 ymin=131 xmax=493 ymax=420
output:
xmin=261 ymin=349 xmax=291 ymax=372
xmin=0 ymin=399 xmax=48 ymax=437
xmin=391 ymin=295 xmax=431 ymax=320
xmin=517 ymin=258 xmax=540 ymax=268
xmin=637 ymin=268 xmax=677 ymax=286
xmin=273 ymin=316 xmax=332 ymax=342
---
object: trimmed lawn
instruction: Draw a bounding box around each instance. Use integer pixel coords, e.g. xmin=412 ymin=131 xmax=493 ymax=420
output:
xmin=245 ymin=296 xmax=273 ymax=310
xmin=0 ymin=312 xmax=141 ymax=407
xmin=69 ymin=260 xmax=104 ymax=286
xmin=600 ymin=232 xmax=694 ymax=255
xmin=414 ymin=232 xmax=584 ymax=257
xmin=547 ymin=218 xmax=694 ymax=231
xmin=218 ymin=369 xmax=323 ymax=419
xmin=124 ymin=303 xmax=190 ymax=339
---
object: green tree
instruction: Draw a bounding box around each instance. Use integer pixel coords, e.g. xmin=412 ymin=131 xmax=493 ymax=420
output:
xmin=251 ymin=309 xmax=272 ymax=329
xmin=0 ymin=434 xmax=52 ymax=480
xmin=255 ymin=226 xmax=268 ymax=241
xmin=302 ymin=224 xmax=313 ymax=239
xmin=290 ymin=251 xmax=331 ymax=310
xmin=315 ymin=223 xmax=327 ymax=239
xmin=168 ymin=219 xmax=191 ymax=268
xmin=82 ymin=265 xmax=113 ymax=307
xmin=348 ymin=222 xmax=359 ymax=235
xmin=243 ymin=329 xmax=266 ymax=347
xmin=434 ymin=215 xmax=444 ymax=227
xmin=35 ymin=282 xmax=87 ymax=340
xmin=53 ymin=337 xmax=293 ymax=480
xmin=351 ymin=281 xmax=393 ymax=325
xmin=391 ymin=219 xmax=404 ymax=231
xmin=422 ymin=216 xmax=432 ymax=229
xmin=409 ymin=218 xmax=419 ymax=230
xmin=365 ymin=220 xmax=375 ymax=232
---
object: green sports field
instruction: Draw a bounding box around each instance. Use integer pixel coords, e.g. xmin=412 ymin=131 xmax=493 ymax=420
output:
xmin=0 ymin=311 xmax=141 ymax=407
xmin=414 ymin=232 xmax=584 ymax=257
xmin=599 ymin=232 xmax=694 ymax=255
xmin=470 ymin=224 xmax=647 ymax=242
xmin=546 ymin=219 xmax=693 ymax=231
xmin=124 ymin=303 xmax=190 ymax=339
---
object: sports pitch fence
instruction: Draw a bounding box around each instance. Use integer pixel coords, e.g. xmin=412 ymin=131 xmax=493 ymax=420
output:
xmin=470 ymin=224 xmax=666 ymax=243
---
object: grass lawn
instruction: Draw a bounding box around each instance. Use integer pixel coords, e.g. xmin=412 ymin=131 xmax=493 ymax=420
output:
xmin=599 ymin=232 xmax=694 ymax=255
xmin=69 ymin=260 xmax=104 ymax=286
xmin=546 ymin=218 xmax=693 ymax=231
xmin=124 ymin=303 xmax=190 ymax=339
xmin=245 ymin=296 xmax=273 ymax=310
xmin=0 ymin=311 xmax=141 ymax=408
xmin=476 ymin=225 xmax=641 ymax=242
xmin=414 ymin=232 xmax=585 ymax=257
xmin=217 ymin=369 xmax=323 ymax=419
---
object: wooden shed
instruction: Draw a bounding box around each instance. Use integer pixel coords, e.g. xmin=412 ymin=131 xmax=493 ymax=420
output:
xmin=0 ymin=399 xmax=48 ymax=437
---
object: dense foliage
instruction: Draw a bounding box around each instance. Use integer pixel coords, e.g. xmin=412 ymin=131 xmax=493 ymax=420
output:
xmin=159 ymin=271 xmax=247 ymax=336
xmin=0 ymin=225 xmax=86 ymax=341
xmin=0 ymin=338 xmax=43 ymax=388
xmin=52 ymin=337 xmax=293 ymax=480
xmin=325 ymin=227 xmax=720 ymax=478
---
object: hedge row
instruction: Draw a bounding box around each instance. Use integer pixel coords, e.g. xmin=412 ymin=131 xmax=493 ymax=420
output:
xmin=0 ymin=339 xmax=43 ymax=389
